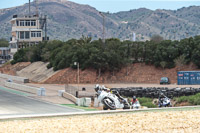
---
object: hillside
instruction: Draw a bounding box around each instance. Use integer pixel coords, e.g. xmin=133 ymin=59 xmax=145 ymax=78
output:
xmin=43 ymin=62 xmax=198 ymax=84
xmin=0 ymin=0 xmax=200 ymax=41
xmin=0 ymin=62 xmax=198 ymax=84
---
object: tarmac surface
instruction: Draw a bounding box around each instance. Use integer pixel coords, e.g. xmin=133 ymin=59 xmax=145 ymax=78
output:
xmin=0 ymin=88 xmax=82 ymax=116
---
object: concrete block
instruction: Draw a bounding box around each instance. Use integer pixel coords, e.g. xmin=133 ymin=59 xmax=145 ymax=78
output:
xmin=58 ymin=90 xmax=65 ymax=97
xmin=83 ymin=97 xmax=91 ymax=107
xmin=37 ymin=89 xmax=42 ymax=96
xmin=76 ymin=98 xmax=81 ymax=106
xmin=40 ymin=87 xmax=46 ymax=96
xmin=94 ymin=97 xmax=103 ymax=107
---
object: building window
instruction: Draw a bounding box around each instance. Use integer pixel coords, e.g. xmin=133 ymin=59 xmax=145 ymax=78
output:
xmin=20 ymin=31 xmax=24 ymax=39
xmin=31 ymin=31 xmax=41 ymax=38
xmin=20 ymin=20 xmax=25 ymax=26
xmin=20 ymin=31 xmax=30 ymax=39
xmin=31 ymin=20 xmax=36 ymax=26
xmin=25 ymin=31 xmax=30 ymax=39
xmin=19 ymin=20 xmax=36 ymax=26
xmin=31 ymin=32 xmax=35 ymax=37
xmin=25 ymin=20 xmax=30 ymax=26
xmin=16 ymin=20 xmax=19 ymax=26
xmin=37 ymin=31 xmax=41 ymax=37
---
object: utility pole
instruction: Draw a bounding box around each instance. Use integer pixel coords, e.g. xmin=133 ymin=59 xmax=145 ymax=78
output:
xmin=29 ymin=0 xmax=31 ymax=17
xmin=185 ymin=32 xmax=189 ymax=38
xmin=35 ymin=0 xmax=39 ymax=17
xmin=99 ymin=12 xmax=105 ymax=45
xmin=74 ymin=62 xmax=80 ymax=90
xmin=45 ymin=15 xmax=47 ymax=41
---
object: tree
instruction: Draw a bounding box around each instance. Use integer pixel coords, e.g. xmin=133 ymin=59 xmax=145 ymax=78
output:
xmin=160 ymin=61 xmax=167 ymax=69
xmin=174 ymin=55 xmax=186 ymax=70
xmin=0 ymin=38 xmax=9 ymax=47
xmin=151 ymin=35 xmax=164 ymax=43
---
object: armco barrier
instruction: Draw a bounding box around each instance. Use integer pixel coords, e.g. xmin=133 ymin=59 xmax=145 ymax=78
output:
xmin=4 ymin=81 xmax=45 ymax=96
xmin=0 ymin=73 xmax=29 ymax=83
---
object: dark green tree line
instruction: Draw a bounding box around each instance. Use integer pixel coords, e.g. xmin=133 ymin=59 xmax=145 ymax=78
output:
xmin=11 ymin=35 xmax=200 ymax=73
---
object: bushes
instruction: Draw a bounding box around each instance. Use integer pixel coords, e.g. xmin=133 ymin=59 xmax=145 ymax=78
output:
xmin=174 ymin=93 xmax=200 ymax=105
xmin=138 ymin=97 xmax=152 ymax=104
xmin=138 ymin=97 xmax=157 ymax=108
xmin=141 ymin=102 xmax=157 ymax=108
xmin=128 ymin=97 xmax=157 ymax=108
xmin=10 ymin=35 xmax=200 ymax=70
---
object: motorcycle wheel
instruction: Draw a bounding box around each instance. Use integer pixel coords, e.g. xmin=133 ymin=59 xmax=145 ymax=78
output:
xmin=123 ymin=105 xmax=130 ymax=109
xmin=103 ymin=98 xmax=116 ymax=110
xmin=103 ymin=106 xmax=108 ymax=110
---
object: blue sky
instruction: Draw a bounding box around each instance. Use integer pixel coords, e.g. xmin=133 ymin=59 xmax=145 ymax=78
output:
xmin=0 ymin=0 xmax=200 ymax=13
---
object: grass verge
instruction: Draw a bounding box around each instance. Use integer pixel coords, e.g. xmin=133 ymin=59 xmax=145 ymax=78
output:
xmin=128 ymin=97 xmax=157 ymax=108
xmin=0 ymin=86 xmax=30 ymax=96
xmin=61 ymin=104 xmax=99 ymax=111
xmin=174 ymin=93 xmax=200 ymax=105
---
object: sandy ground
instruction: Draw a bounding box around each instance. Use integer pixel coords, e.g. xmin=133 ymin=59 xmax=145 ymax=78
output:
xmin=0 ymin=110 xmax=200 ymax=133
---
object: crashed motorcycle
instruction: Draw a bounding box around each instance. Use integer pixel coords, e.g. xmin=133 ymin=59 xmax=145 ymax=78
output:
xmin=158 ymin=92 xmax=172 ymax=107
xmin=95 ymin=85 xmax=130 ymax=110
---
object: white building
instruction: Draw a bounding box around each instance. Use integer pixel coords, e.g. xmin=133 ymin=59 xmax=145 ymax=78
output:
xmin=9 ymin=15 xmax=47 ymax=53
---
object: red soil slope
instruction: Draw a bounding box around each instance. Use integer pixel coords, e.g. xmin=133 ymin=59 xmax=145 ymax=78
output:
xmin=43 ymin=63 xmax=198 ymax=84
xmin=0 ymin=62 xmax=197 ymax=84
xmin=0 ymin=62 xmax=31 ymax=75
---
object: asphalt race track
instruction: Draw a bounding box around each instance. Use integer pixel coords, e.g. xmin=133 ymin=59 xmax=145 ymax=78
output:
xmin=0 ymin=89 xmax=82 ymax=116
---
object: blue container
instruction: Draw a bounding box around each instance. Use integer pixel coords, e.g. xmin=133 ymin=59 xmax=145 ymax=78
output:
xmin=183 ymin=72 xmax=190 ymax=85
xmin=190 ymin=72 xmax=196 ymax=85
xmin=177 ymin=71 xmax=184 ymax=85
xmin=177 ymin=71 xmax=200 ymax=85
xmin=196 ymin=72 xmax=200 ymax=84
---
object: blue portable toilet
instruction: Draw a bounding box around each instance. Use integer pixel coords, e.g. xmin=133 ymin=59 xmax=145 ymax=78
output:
xmin=196 ymin=72 xmax=200 ymax=84
xmin=190 ymin=71 xmax=196 ymax=85
xmin=183 ymin=72 xmax=190 ymax=85
xmin=177 ymin=71 xmax=200 ymax=85
xmin=177 ymin=71 xmax=184 ymax=85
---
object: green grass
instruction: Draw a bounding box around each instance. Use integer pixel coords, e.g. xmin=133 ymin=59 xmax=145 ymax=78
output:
xmin=174 ymin=93 xmax=200 ymax=105
xmin=128 ymin=97 xmax=157 ymax=108
xmin=0 ymin=86 xmax=30 ymax=96
xmin=61 ymin=104 xmax=99 ymax=111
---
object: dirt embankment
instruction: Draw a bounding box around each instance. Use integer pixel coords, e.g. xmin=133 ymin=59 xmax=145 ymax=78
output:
xmin=44 ymin=63 xmax=198 ymax=84
xmin=0 ymin=62 xmax=198 ymax=84
xmin=16 ymin=62 xmax=59 ymax=82
xmin=0 ymin=62 xmax=31 ymax=75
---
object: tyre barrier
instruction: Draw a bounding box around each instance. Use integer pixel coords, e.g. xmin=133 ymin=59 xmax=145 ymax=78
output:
xmin=111 ymin=87 xmax=200 ymax=98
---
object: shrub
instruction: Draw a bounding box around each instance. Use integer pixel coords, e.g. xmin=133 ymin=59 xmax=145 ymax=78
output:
xmin=141 ymin=102 xmax=157 ymax=108
xmin=175 ymin=96 xmax=188 ymax=103
xmin=138 ymin=97 xmax=152 ymax=104
xmin=174 ymin=93 xmax=200 ymax=105
xmin=128 ymin=97 xmax=156 ymax=108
